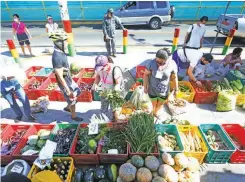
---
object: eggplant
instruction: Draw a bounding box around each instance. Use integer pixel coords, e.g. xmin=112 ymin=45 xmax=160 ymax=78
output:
xmin=94 ymin=165 xmax=106 ymax=181
xmin=83 ymin=169 xmax=94 ymax=182
xmin=74 ymin=168 xmax=84 ymax=182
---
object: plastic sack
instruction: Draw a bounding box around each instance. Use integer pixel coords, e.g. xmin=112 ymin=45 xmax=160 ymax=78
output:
xmin=2 ymin=159 xmax=31 ymax=176
xmin=216 ymin=91 xmax=236 ymax=111
xmin=31 ymin=96 xmax=50 ymax=113
xmin=167 ymin=92 xmax=189 ymax=116
xmin=141 ymin=93 xmax=153 ymax=113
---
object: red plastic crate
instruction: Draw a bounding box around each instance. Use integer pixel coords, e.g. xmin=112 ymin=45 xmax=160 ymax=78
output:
xmin=23 ymin=77 xmax=46 ymax=100
xmin=12 ymin=124 xmax=55 ymax=163
xmin=80 ymin=68 xmax=95 ymax=83
xmin=222 ymin=124 xmax=245 ymax=164
xmin=1 ymin=124 xmax=31 ymax=165
xmin=25 ymin=66 xmax=43 ymax=79
xmin=49 ymin=71 xmax=81 ymax=83
xmin=38 ymin=77 xmax=59 ymax=101
xmin=129 ymin=144 xmax=159 ymax=158
xmin=77 ymin=77 xmax=93 ymax=102
xmin=136 ymin=66 xmax=146 ymax=79
xmin=0 ymin=124 xmax=8 ymax=134
xmin=69 ymin=124 xmax=99 ymax=165
xmin=191 ymin=80 xmax=218 ymax=104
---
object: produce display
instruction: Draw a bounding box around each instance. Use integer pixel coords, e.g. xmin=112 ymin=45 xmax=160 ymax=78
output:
xmin=29 ymin=70 xmax=39 ymax=77
xmin=211 ymin=80 xmax=232 ymax=92
xmin=28 ymin=81 xmax=43 ymax=89
xmin=75 ymin=125 xmax=109 ymax=154
xmin=230 ymin=70 xmax=245 ymax=79
xmin=158 ymin=132 xmax=179 ymax=151
xmin=122 ymin=113 xmax=157 ymax=153
xmin=1 ymin=130 xmax=26 ymax=155
xmin=101 ymin=129 xmax=127 ymax=154
xmin=205 ymin=130 xmax=228 ymax=150
xmin=179 ymin=84 xmax=191 ymax=92
xmin=168 ymin=98 xmax=186 ymax=107
xmin=79 ymin=83 xmax=93 ymax=92
xmin=100 ymin=90 xmax=125 ymax=111
xmin=82 ymin=72 xmax=94 ymax=78
xmin=53 ymin=128 xmax=77 ymax=155
xmin=46 ymin=83 xmax=58 ymax=90
xmin=179 ymin=131 xmax=202 ymax=152
xmin=163 ymin=118 xmax=190 ymax=125
xmin=21 ymin=129 xmax=51 ymax=155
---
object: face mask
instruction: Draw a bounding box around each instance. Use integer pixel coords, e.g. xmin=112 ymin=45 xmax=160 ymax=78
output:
xmin=14 ymin=18 xmax=18 ymax=22
xmin=200 ymin=61 xmax=205 ymax=65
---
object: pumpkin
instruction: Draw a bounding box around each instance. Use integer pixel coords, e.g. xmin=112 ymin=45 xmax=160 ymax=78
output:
xmin=131 ymin=155 xmax=144 ymax=168
xmin=119 ymin=163 xmax=137 ymax=182
xmin=152 ymin=176 xmax=167 ymax=182
xmin=162 ymin=152 xmax=175 ymax=166
xmin=174 ymin=153 xmax=189 ymax=169
xmin=158 ymin=164 xmax=178 ymax=182
xmin=186 ymin=157 xmax=200 ymax=172
xmin=145 ymin=156 xmax=160 ymax=172
xmin=136 ymin=167 xmax=152 ymax=182
xmin=152 ymin=171 xmax=159 ymax=178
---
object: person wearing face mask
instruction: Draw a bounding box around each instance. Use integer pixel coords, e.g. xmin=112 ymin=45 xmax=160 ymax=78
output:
xmin=102 ymin=8 xmax=126 ymax=57
xmin=45 ymin=15 xmax=59 ymax=34
xmin=12 ymin=14 xmax=33 ymax=56
xmin=93 ymin=55 xmax=123 ymax=119
xmin=184 ymin=16 xmax=208 ymax=49
xmin=144 ymin=48 xmax=178 ymax=118
xmin=49 ymin=30 xmax=83 ymax=122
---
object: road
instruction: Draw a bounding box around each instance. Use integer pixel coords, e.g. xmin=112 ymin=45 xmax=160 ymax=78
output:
xmin=1 ymin=23 xmax=244 ymax=47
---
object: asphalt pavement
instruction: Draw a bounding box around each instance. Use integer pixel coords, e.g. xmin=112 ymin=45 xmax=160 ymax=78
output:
xmin=1 ymin=23 xmax=244 ymax=48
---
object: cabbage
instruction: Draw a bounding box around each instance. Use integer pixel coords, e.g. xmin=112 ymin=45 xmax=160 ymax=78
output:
xmin=216 ymin=91 xmax=236 ymax=112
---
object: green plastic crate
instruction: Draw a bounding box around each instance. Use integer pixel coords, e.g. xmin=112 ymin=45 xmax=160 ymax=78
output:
xmin=155 ymin=124 xmax=184 ymax=157
xmin=93 ymin=91 xmax=101 ymax=101
xmin=49 ymin=124 xmax=78 ymax=156
xmin=199 ymin=124 xmax=236 ymax=164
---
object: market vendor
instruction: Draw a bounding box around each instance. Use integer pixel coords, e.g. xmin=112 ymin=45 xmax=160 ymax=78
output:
xmin=0 ymin=55 xmax=36 ymax=122
xmin=144 ymin=48 xmax=178 ymax=118
xmin=172 ymin=48 xmax=213 ymax=87
xmin=49 ymin=30 xmax=83 ymax=122
xmin=93 ymin=55 xmax=123 ymax=119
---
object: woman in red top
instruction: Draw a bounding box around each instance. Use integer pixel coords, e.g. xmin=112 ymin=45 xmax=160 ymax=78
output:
xmin=12 ymin=14 xmax=33 ymax=56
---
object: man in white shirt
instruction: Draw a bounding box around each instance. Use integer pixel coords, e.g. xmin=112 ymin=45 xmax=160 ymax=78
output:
xmin=0 ymin=55 xmax=36 ymax=121
xmin=45 ymin=15 xmax=59 ymax=34
xmin=184 ymin=16 xmax=208 ymax=49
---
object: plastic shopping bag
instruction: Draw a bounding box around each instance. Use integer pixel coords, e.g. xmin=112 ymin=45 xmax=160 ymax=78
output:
xmin=167 ymin=92 xmax=189 ymax=116
xmin=141 ymin=93 xmax=153 ymax=113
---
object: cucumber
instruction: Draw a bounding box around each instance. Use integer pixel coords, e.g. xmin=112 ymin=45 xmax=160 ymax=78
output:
xmin=224 ymin=78 xmax=231 ymax=88
xmin=107 ymin=164 xmax=117 ymax=182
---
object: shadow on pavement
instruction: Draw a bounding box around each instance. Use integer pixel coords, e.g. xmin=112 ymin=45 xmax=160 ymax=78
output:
xmin=200 ymin=171 xmax=245 ymax=182
xmin=76 ymin=51 xmax=106 ymax=57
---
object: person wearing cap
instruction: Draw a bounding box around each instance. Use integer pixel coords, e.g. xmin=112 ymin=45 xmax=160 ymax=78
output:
xmin=144 ymin=48 xmax=178 ymax=118
xmin=49 ymin=30 xmax=83 ymax=122
xmin=93 ymin=55 xmax=123 ymax=118
xmin=102 ymin=8 xmax=126 ymax=57
xmin=172 ymin=48 xmax=213 ymax=87
xmin=45 ymin=15 xmax=59 ymax=34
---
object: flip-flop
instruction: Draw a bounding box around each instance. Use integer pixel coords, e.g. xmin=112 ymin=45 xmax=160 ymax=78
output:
xmin=71 ymin=117 xmax=83 ymax=122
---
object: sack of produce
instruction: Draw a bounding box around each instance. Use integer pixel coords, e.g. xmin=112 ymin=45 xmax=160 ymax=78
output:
xmin=216 ymin=91 xmax=236 ymax=111
xmin=2 ymin=160 xmax=31 ymax=176
xmin=167 ymin=93 xmax=189 ymax=116
xmin=31 ymin=96 xmax=50 ymax=113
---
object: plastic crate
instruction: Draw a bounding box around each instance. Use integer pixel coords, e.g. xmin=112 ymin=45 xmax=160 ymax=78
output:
xmin=77 ymin=78 xmax=93 ymax=102
xmin=191 ymin=80 xmax=218 ymax=104
xmin=27 ymin=157 xmax=74 ymax=182
xmin=136 ymin=66 xmax=146 ymax=79
xmin=236 ymin=94 xmax=245 ymax=106
xmin=171 ymin=81 xmax=195 ymax=103
xmin=80 ymin=68 xmax=95 ymax=83
xmin=49 ymin=124 xmax=78 ymax=156
xmin=0 ymin=124 xmax=8 ymax=134
xmin=177 ymin=125 xmax=208 ymax=163
xmin=93 ymin=90 xmax=101 ymax=101
xmin=155 ymin=124 xmax=184 ymax=157
xmin=35 ymin=68 xmax=54 ymax=79
xmin=199 ymin=124 xmax=236 ymax=164
xmin=23 ymin=77 xmax=46 ymax=100
xmin=69 ymin=123 xmax=99 ymax=165
xmin=226 ymin=70 xmax=245 ymax=85
xmin=1 ymin=124 xmax=31 ymax=165
xmin=38 ymin=77 xmax=59 ymax=101
xmin=49 ymin=70 xmax=82 ymax=83
xmin=25 ymin=66 xmax=43 ymax=79
xmin=12 ymin=124 xmax=55 ymax=163
xmin=222 ymin=124 xmax=245 ymax=164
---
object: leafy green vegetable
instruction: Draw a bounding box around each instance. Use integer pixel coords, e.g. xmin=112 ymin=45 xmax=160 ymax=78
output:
xmin=216 ymin=91 xmax=237 ymax=111
xmin=37 ymin=139 xmax=47 ymax=149
xmin=100 ymin=90 xmax=125 ymax=111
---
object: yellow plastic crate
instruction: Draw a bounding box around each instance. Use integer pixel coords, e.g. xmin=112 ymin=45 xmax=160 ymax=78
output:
xmin=177 ymin=125 xmax=208 ymax=164
xmin=171 ymin=81 xmax=195 ymax=103
xmin=236 ymin=94 xmax=245 ymax=106
xmin=28 ymin=157 xmax=74 ymax=182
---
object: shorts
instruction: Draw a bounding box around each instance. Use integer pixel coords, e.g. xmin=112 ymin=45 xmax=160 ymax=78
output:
xmin=17 ymin=33 xmax=30 ymax=46
xmin=149 ymin=94 xmax=167 ymax=102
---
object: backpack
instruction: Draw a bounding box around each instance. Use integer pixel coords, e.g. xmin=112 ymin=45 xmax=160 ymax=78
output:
xmin=112 ymin=66 xmax=135 ymax=98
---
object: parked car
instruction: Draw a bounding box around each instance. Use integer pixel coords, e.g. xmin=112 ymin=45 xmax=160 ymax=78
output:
xmin=114 ymin=1 xmax=174 ymax=29
xmin=216 ymin=14 xmax=245 ymax=38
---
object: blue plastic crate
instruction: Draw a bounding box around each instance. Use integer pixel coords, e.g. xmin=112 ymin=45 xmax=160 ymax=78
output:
xmin=199 ymin=124 xmax=236 ymax=164
xmin=35 ymin=68 xmax=54 ymax=77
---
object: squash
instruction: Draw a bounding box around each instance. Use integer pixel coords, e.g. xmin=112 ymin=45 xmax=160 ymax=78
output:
xmin=74 ymin=168 xmax=83 ymax=182
xmin=136 ymin=167 xmax=152 ymax=182
xmin=107 ymin=164 xmax=117 ymax=182
xmin=162 ymin=152 xmax=175 ymax=166
xmin=119 ymin=163 xmax=137 ymax=182
xmin=152 ymin=171 xmax=159 ymax=178
xmin=94 ymin=165 xmax=106 ymax=181
xmin=152 ymin=176 xmax=167 ymax=182
xmin=173 ymin=164 xmax=184 ymax=172
xmin=145 ymin=156 xmax=160 ymax=172
xmin=131 ymin=155 xmax=144 ymax=168
xmin=158 ymin=164 xmax=178 ymax=182
xmin=83 ymin=169 xmax=94 ymax=182
xmin=174 ymin=153 xmax=189 ymax=169
xmin=70 ymin=62 xmax=81 ymax=75
xmin=186 ymin=157 xmax=200 ymax=172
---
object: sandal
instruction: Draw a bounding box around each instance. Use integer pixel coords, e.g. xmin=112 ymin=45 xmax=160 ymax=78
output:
xmin=63 ymin=107 xmax=71 ymax=113
xmin=71 ymin=116 xmax=83 ymax=122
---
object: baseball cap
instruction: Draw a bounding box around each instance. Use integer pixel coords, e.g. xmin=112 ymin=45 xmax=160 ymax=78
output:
xmin=94 ymin=55 xmax=109 ymax=72
xmin=47 ymin=15 xmax=52 ymax=20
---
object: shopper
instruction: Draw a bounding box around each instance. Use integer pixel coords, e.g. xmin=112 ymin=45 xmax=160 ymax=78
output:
xmin=0 ymin=55 xmax=36 ymax=121
xmin=144 ymin=48 xmax=178 ymax=118
xmin=93 ymin=55 xmax=123 ymax=118
xmin=45 ymin=15 xmax=59 ymax=34
xmin=184 ymin=16 xmax=208 ymax=49
xmin=102 ymin=8 xmax=126 ymax=57
xmin=172 ymin=48 xmax=213 ymax=87
xmin=221 ymin=47 xmax=243 ymax=69
xmin=49 ymin=30 xmax=83 ymax=122
xmin=12 ymin=14 xmax=34 ymax=56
